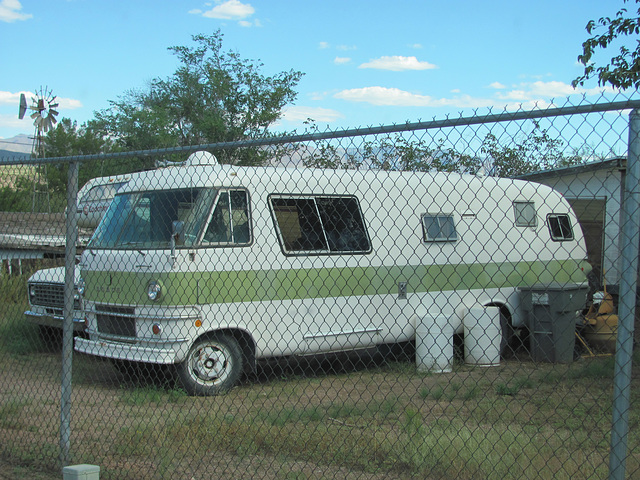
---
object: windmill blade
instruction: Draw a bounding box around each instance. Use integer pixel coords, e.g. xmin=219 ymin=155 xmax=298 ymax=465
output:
xmin=50 ymin=115 xmax=58 ymax=125
xmin=18 ymin=94 xmax=27 ymax=119
xmin=49 ymin=109 xmax=59 ymax=117
xmin=31 ymin=111 xmax=39 ymax=120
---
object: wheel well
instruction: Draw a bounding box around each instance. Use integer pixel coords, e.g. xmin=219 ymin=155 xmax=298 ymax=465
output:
xmin=196 ymin=328 xmax=256 ymax=374
xmin=485 ymin=302 xmax=512 ymax=326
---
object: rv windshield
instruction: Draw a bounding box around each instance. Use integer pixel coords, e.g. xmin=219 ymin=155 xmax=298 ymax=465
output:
xmin=89 ymin=188 xmax=216 ymax=249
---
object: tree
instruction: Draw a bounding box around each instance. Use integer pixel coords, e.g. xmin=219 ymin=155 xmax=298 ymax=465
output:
xmin=481 ymin=122 xmax=579 ymax=177
xmin=94 ymin=31 xmax=304 ymax=165
xmin=573 ymin=0 xmax=640 ymax=89
xmin=43 ymin=118 xmax=120 ymax=193
xmin=302 ymin=127 xmax=482 ymax=174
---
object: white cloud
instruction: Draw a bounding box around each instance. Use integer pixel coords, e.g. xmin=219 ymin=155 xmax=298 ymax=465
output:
xmin=57 ymin=97 xmax=84 ymax=110
xmin=0 ymin=113 xmax=28 ymax=130
xmin=489 ymin=82 xmax=506 ymax=90
xmin=334 ymin=57 xmax=351 ymax=65
xmin=359 ymin=56 xmax=437 ymax=72
xmin=318 ymin=42 xmax=330 ymax=50
xmin=495 ymin=80 xmax=611 ymax=102
xmin=192 ymin=0 xmax=254 ymax=20
xmin=281 ymin=106 xmax=344 ymax=123
xmin=0 ymin=90 xmax=83 ymax=110
xmin=333 ymin=80 xmax=614 ymax=111
xmin=0 ymin=0 xmax=32 ymax=23
xmin=334 ymin=86 xmax=492 ymax=108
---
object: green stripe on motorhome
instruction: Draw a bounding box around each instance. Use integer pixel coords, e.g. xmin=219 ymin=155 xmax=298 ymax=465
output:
xmin=84 ymin=259 xmax=587 ymax=306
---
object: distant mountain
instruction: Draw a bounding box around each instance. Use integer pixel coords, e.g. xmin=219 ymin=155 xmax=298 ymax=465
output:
xmin=0 ymin=134 xmax=33 ymax=155
xmin=0 ymin=149 xmax=29 ymax=160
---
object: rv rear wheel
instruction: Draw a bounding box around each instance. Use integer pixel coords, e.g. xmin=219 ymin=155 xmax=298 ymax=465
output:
xmin=177 ymin=334 xmax=243 ymax=396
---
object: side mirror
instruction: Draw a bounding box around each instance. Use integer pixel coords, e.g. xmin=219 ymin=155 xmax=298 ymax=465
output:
xmin=172 ymin=220 xmax=185 ymax=246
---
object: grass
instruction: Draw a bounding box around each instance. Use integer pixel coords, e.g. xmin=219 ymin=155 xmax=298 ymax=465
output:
xmin=119 ymin=385 xmax=188 ymax=406
xmin=1 ymin=328 xmax=639 ymax=478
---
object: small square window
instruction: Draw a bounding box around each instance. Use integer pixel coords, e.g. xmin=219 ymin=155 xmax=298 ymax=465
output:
xmin=547 ymin=214 xmax=573 ymax=241
xmin=513 ymin=201 xmax=537 ymax=227
xmin=422 ymin=214 xmax=457 ymax=242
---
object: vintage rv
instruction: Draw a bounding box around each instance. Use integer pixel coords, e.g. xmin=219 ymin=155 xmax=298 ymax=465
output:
xmin=76 ymin=174 xmax=131 ymax=228
xmin=74 ymin=151 xmax=590 ymax=395
xmin=25 ymin=174 xmax=130 ymax=338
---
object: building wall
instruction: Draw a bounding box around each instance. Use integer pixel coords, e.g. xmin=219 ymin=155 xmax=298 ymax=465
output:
xmin=527 ymin=164 xmax=623 ymax=287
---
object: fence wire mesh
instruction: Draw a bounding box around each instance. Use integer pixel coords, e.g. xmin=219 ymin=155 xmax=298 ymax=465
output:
xmin=1 ymin=95 xmax=639 ymax=479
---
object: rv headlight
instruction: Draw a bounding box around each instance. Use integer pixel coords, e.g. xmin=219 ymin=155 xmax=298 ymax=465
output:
xmin=147 ymin=281 xmax=162 ymax=301
xmin=77 ymin=277 xmax=86 ymax=296
xmin=28 ymin=284 xmax=36 ymax=300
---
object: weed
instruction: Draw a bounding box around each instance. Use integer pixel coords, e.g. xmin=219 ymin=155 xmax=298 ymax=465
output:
xmin=496 ymin=383 xmax=520 ymax=396
xmin=119 ymin=385 xmax=187 ymax=406
xmin=0 ymin=398 xmax=31 ymax=429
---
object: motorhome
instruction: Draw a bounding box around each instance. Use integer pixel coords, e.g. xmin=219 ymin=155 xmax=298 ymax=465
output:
xmin=25 ymin=174 xmax=130 ymax=338
xmin=74 ymin=151 xmax=590 ymax=395
xmin=76 ymin=174 xmax=131 ymax=228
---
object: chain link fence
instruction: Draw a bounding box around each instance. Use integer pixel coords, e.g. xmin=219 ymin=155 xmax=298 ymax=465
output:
xmin=1 ymin=95 xmax=639 ymax=479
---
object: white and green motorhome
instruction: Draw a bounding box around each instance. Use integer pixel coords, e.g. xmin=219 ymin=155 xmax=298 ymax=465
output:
xmin=25 ymin=173 xmax=131 ymax=339
xmin=75 ymin=151 xmax=590 ymax=395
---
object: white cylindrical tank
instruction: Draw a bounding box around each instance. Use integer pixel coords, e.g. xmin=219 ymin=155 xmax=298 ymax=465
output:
xmin=463 ymin=306 xmax=501 ymax=367
xmin=416 ymin=315 xmax=454 ymax=373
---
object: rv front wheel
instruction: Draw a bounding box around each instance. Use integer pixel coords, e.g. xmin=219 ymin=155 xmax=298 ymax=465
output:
xmin=177 ymin=334 xmax=243 ymax=396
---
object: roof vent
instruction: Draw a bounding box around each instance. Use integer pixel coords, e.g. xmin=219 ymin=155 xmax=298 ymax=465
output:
xmin=185 ymin=151 xmax=218 ymax=166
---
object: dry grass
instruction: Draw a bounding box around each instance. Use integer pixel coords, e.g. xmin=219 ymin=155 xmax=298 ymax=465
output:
xmin=0 ymin=307 xmax=638 ymax=479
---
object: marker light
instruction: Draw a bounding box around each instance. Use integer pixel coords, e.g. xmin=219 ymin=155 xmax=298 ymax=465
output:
xmin=147 ymin=281 xmax=162 ymax=301
xmin=152 ymin=323 xmax=162 ymax=335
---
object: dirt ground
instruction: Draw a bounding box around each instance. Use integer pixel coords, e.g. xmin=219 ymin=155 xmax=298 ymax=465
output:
xmin=0 ymin=342 xmax=637 ymax=480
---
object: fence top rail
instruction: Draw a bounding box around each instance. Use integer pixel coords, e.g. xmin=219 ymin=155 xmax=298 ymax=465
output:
xmin=2 ymin=99 xmax=640 ymax=167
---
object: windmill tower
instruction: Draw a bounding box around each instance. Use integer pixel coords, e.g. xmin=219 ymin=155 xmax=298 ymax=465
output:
xmin=19 ymin=87 xmax=59 ymax=213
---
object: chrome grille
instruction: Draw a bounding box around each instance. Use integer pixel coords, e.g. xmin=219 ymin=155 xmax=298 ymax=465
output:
xmin=29 ymin=283 xmax=80 ymax=310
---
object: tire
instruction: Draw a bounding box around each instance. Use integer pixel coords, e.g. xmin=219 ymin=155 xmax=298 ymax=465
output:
xmin=177 ymin=334 xmax=243 ymax=396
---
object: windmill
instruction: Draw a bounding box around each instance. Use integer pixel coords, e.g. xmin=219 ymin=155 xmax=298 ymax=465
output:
xmin=18 ymin=87 xmax=59 ymax=212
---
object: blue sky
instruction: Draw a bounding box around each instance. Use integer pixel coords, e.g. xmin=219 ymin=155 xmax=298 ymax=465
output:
xmin=0 ymin=0 xmax=632 ymax=150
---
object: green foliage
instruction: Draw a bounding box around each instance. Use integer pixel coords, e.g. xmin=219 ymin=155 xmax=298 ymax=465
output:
xmin=93 ymin=31 xmax=304 ymax=165
xmin=303 ymin=132 xmax=482 ymax=173
xmin=303 ymin=123 xmax=585 ymax=177
xmin=481 ymin=121 xmax=581 ymax=177
xmin=0 ymin=176 xmax=33 ymax=212
xmin=573 ymin=0 xmax=640 ymax=89
xmin=42 ymin=117 xmax=121 ymax=192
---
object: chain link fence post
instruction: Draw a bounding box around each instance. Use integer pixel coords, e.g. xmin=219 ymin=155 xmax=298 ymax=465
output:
xmin=609 ymin=109 xmax=640 ymax=479
xmin=60 ymin=161 xmax=79 ymax=467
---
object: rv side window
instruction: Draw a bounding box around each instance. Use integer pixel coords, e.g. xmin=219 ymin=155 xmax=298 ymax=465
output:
xmin=202 ymin=189 xmax=251 ymax=245
xmin=547 ymin=214 xmax=573 ymax=241
xmin=82 ymin=182 xmax=127 ymax=203
xmin=270 ymin=195 xmax=370 ymax=255
xmin=422 ymin=214 xmax=457 ymax=242
xmin=513 ymin=201 xmax=537 ymax=227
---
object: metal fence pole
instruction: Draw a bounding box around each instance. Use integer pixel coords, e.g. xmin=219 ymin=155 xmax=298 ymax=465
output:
xmin=609 ymin=109 xmax=640 ymax=479
xmin=60 ymin=161 xmax=79 ymax=467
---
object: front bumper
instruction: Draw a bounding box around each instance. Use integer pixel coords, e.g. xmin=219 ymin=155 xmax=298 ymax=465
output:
xmin=74 ymin=337 xmax=181 ymax=364
xmin=24 ymin=309 xmax=85 ymax=332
